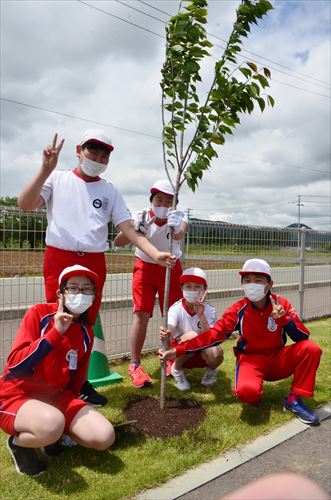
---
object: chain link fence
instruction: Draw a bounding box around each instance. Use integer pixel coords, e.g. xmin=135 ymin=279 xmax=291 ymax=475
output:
xmin=1 ymin=206 xmax=330 ymax=371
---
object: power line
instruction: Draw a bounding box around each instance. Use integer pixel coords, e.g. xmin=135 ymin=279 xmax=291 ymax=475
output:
xmin=137 ymin=0 xmax=330 ymax=88
xmin=124 ymin=0 xmax=330 ymax=91
xmin=0 ymin=97 xmax=160 ymax=139
xmin=77 ymin=0 xmax=164 ymax=38
xmin=76 ymin=0 xmax=330 ymax=99
xmin=1 ymin=96 xmax=330 ymax=177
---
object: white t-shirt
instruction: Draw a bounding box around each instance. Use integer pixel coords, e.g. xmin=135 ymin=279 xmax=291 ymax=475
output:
xmin=168 ymin=299 xmax=216 ymax=341
xmin=40 ymin=170 xmax=131 ymax=252
xmin=135 ymin=209 xmax=188 ymax=264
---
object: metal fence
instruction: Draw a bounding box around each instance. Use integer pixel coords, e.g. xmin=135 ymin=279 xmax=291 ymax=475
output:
xmin=1 ymin=206 xmax=330 ymax=372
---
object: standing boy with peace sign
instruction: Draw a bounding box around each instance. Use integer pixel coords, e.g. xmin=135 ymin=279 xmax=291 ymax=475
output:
xmin=18 ymin=131 xmax=176 ymax=405
xmin=159 ymin=259 xmax=323 ymax=425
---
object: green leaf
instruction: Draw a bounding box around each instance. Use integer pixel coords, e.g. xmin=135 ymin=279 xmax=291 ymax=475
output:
xmin=171 ymin=45 xmax=185 ymax=53
xmin=239 ymin=67 xmax=252 ymax=79
xmin=257 ymin=97 xmax=266 ymax=112
xmin=267 ymin=94 xmax=275 ymax=107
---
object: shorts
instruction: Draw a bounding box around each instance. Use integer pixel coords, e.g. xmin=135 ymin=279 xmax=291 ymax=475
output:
xmin=43 ymin=245 xmax=106 ymax=324
xmin=170 ymin=339 xmax=207 ymax=368
xmin=132 ymin=257 xmax=182 ymax=316
xmin=0 ymin=390 xmax=88 ymax=436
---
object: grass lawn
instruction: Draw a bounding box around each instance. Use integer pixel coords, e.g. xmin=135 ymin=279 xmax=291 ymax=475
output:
xmin=0 ymin=318 xmax=330 ymax=500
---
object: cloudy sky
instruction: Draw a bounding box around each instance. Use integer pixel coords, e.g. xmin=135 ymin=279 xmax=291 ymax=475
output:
xmin=1 ymin=0 xmax=330 ymax=230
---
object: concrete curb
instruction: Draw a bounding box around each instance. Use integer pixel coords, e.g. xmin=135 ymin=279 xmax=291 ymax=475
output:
xmin=136 ymin=402 xmax=331 ymax=500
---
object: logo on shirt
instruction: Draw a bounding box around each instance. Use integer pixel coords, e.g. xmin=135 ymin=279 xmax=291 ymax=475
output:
xmin=197 ymin=321 xmax=201 ymax=330
xmin=93 ymin=198 xmax=102 ymax=209
xmin=267 ymin=316 xmax=277 ymax=332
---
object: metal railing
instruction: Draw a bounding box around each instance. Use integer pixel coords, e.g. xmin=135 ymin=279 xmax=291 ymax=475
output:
xmin=1 ymin=206 xmax=330 ymax=371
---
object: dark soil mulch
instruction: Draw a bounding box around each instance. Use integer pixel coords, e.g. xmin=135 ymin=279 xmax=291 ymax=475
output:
xmin=124 ymin=396 xmax=205 ymax=438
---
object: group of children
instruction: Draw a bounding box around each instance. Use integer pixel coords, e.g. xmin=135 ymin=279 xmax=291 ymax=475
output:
xmin=0 ymin=129 xmax=323 ymax=477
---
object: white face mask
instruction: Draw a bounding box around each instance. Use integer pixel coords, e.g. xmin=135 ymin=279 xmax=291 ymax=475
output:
xmin=242 ymin=283 xmax=267 ymax=302
xmin=65 ymin=294 xmax=93 ymax=315
xmin=81 ymin=156 xmax=107 ymax=177
xmin=183 ymin=290 xmax=202 ymax=304
xmin=153 ymin=206 xmax=169 ymax=219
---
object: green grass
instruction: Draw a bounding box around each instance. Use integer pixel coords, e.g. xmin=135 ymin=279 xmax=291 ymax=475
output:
xmin=0 ymin=318 xmax=330 ymax=500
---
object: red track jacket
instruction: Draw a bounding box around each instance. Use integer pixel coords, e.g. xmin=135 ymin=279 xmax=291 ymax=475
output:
xmin=0 ymin=303 xmax=93 ymax=402
xmin=175 ymin=294 xmax=310 ymax=357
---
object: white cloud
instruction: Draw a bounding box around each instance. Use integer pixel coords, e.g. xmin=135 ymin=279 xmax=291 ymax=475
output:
xmin=1 ymin=0 xmax=330 ymax=231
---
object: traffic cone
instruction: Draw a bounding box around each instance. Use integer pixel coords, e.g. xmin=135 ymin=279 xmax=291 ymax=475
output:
xmin=88 ymin=314 xmax=123 ymax=387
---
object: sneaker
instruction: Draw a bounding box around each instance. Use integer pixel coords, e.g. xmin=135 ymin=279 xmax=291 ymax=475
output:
xmin=128 ymin=363 xmax=152 ymax=388
xmin=166 ymin=359 xmax=174 ymax=377
xmin=171 ymin=365 xmax=191 ymax=391
xmin=79 ymin=381 xmax=108 ymax=407
xmin=41 ymin=440 xmax=65 ymax=457
xmin=7 ymin=436 xmax=46 ymax=476
xmin=201 ymin=367 xmax=218 ymax=387
xmin=283 ymin=397 xmax=319 ymax=426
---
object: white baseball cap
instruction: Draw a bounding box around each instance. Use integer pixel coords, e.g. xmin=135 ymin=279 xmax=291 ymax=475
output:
xmin=239 ymin=259 xmax=272 ymax=279
xmin=180 ymin=267 xmax=208 ymax=285
xmin=150 ymin=179 xmax=175 ymax=197
xmin=58 ymin=265 xmax=99 ymax=288
xmin=79 ymin=129 xmax=114 ymax=152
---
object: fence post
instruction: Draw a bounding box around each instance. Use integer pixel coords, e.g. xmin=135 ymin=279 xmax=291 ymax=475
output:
xmin=299 ymin=228 xmax=306 ymax=321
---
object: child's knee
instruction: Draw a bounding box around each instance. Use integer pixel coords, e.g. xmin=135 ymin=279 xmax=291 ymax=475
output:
xmin=235 ymin=382 xmax=262 ymax=404
xmin=38 ymin=409 xmax=65 ymax=442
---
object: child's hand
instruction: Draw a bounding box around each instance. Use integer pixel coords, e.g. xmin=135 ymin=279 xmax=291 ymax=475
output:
xmin=193 ymin=289 xmax=207 ymax=317
xmin=133 ymin=210 xmax=155 ymax=235
xmin=42 ymin=133 xmax=64 ymax=174
xmin=160 ymin=326 xmax=171 ymax=341
xmin=270 ymin=296 xmax=286 ymax=319
xmin=158 ymin=348 xmax=176 ymax=362
xmin=54 ymin=295 xmax=73 ymax=335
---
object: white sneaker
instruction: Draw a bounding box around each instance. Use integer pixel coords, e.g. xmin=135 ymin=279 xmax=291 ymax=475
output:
xmin=201 ymin=367 xmax=218 ymax=387
xmin=171 ymin=365 xmax=191 ymax=391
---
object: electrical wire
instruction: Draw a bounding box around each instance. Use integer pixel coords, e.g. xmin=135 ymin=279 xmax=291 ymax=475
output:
xmin=1 ymin=96 xmax=329 ymax=177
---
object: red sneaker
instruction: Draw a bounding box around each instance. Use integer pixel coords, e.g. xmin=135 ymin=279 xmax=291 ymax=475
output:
xmin=128 ymin=364 xmax=152 ymax=388
xmin=166 ymin=359 xmax=174 ymax=377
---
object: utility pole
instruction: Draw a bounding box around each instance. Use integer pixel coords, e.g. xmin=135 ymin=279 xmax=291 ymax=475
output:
xmin=297 ymin=195 xmax=304 ymax=254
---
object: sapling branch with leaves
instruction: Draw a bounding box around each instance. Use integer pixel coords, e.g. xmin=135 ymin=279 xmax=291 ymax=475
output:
xmin=159 ymin=0 xmax=274 ymax=409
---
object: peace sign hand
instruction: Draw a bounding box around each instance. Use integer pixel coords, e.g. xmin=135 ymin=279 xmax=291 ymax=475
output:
xmin=54 ymin=294 xmax=73 ymax=335
xmin=133 ymin=210 xmax=156 ymax=235
xmin=193 ymin=289 xmax=207 ymax=317
xmin=270 ymin=296 xmax=286 ymax=320
xmin=42 ymin=133 xmax=65 ymax=174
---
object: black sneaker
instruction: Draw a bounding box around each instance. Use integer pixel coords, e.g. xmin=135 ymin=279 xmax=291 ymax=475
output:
xmin=7 ymin=436 xmax=46 ymax=476
xmin=41 ymin=440 xmax=66 ymax=457
xmin=79 ymin=381 xmax=108 ymax=407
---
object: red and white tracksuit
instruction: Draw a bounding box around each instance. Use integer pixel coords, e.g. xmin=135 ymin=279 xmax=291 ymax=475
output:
xmin=40 ymin=168 xmax=132 ymax=323
xmin=0 ymin=303 xmax=94 ymax=435
xmin=175 ymin=294 xmax=322 ymax=403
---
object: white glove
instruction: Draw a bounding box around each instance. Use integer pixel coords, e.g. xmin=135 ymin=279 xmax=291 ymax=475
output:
xmin=133 ymin=210 xmax=155 ymax=235
xmin=167 ymin=209 xmax=184 ymax=233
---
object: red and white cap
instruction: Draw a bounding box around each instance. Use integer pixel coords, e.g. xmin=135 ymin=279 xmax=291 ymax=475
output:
xmin=79 ymin=129 xmax=114 ymax=152
xmin=58 ymin=265 xmax=99 ymax=287
xmin=150 ymin=179 xmax=174 ymax=197
xmin=239 ymin=258 xmax=272 ymax=279
xmin=180 ymin=267 xmax=208 ymax=285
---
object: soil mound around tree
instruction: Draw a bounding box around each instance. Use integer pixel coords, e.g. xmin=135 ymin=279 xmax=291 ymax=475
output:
xmin=124 ymin=396 xmax=205 ymax=438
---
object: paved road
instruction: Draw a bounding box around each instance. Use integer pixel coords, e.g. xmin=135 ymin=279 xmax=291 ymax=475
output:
xmin=1 ymin=265 xmax=330 ymax=309
xmin=178 ymin=415 xmax=331 ymax=499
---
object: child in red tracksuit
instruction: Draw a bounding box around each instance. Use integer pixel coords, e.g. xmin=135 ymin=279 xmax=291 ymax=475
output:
xmin=159 ymin=258 xmax=322 ymax=426
xmin=0 ymin=265 xmax=115 ymax=476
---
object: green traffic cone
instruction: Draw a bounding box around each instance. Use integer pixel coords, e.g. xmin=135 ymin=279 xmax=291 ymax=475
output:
xmin=88 ymin=314 xmax=123 ymax=387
